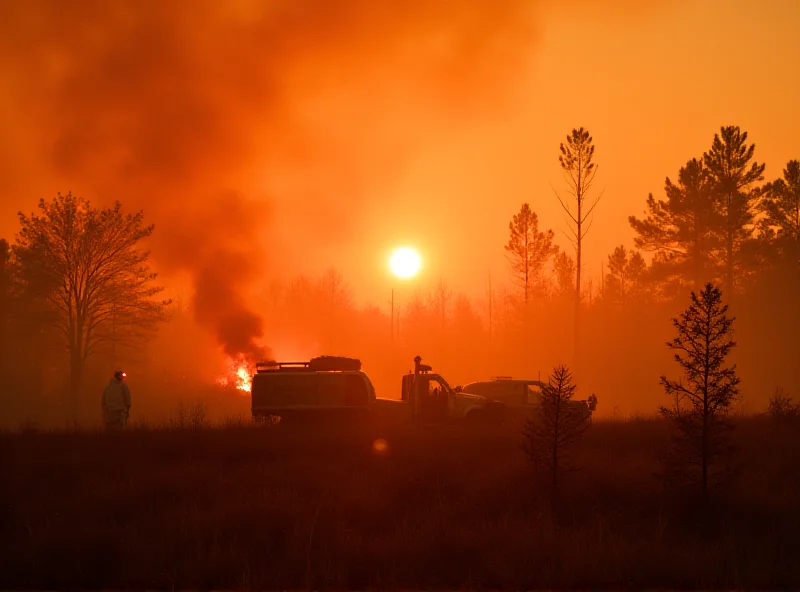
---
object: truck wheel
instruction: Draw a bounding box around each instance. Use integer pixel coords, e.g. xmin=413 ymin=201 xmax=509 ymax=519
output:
xmin=464 ymin=409 xmax=487 ymax=424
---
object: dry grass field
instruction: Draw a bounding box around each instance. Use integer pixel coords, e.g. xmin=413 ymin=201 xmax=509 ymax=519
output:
xmin=2 ymin=415 xmax=799 ymax=589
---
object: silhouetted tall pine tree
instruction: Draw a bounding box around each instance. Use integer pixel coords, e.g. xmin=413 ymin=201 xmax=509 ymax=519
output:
xmin=522 ymin=365 xmax=591 ymax=497
xmin=553 ymin=249 xmax=576 ymax=301
xmin=703 ymin=126 xmax=765 ymax=297
xmin=604 ymin=245 xmax=646 ymax=305
xmin=660 ymin=283 xmax=740 ymax=504
xmin=504 ymin=203 xmax=556 ymax=307
xmin=555 ymin=128 xmax=601 ymax=369
xmin=761 ymin=159 xmax=800 ymax=267
xmin=629 ymin=158 xmax=718 ymax=294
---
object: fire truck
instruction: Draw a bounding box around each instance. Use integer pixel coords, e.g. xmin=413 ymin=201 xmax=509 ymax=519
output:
xmin=250 ymin=355 xmax=504 ymax=424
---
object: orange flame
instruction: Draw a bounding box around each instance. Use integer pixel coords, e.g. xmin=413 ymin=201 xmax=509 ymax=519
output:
xmin=217 ymin=358 xmax=253 ymax=394
xmin=234 ymin=363 xmax=252 ymax=393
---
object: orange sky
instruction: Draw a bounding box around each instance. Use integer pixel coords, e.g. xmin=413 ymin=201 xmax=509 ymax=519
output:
xmin=1 ymin=0 xmax=799 ymax=311
xmin=306 ymin=0 xmax=800 ymax=306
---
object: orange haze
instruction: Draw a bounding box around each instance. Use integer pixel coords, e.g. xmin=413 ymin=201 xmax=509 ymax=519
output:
xmin=1 ymin=0 xmax=799 ymax=417
xmin=1 ymin=1 xmax=798 ymax=303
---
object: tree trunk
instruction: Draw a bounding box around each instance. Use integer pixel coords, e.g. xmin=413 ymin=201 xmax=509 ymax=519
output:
xmin=693 ymin=226 xmax=702 ymax=291
xmin=574 ymin=218 xmax=582 ymax=373
xmin=726 ymin=229 xmax=734 ymax=301
xmin=69 ymin=350 xmax=83 ymax=423
xmin=724 ymin=192 xmax=734 ymax=301
xmin=701 ymin=409 xmax=709 ymax=506
xmin=552 ymin=398 xmax=560 ymax=492
xmin=702 ymin=312 xmax=711 ymax=507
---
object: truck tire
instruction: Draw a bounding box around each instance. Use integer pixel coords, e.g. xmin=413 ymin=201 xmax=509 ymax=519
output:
xmin=486 ymin=402 xmax=509 ymax=425
xmin=464 ymin=409 xmax=488 ymax=425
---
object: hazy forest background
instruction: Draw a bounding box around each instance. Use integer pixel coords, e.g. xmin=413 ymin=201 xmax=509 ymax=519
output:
xmin=1 ymin=124 xmax=797 ymax=428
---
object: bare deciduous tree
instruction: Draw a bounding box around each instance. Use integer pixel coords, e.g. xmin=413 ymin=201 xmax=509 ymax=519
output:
xmin=14 ymin=192 xmax=168 ymax=418
xmin=660 ymin=283 xmax=739 ymax=504
xmin=315 ymin=267 xmax=353 ymax=352
xmin=429 ymin=277 xmax=452 ymax=336
xmin=768 ymin=386 xmax=798 ymax=421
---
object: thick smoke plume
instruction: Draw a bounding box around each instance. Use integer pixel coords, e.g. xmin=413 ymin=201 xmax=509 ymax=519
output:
xmin=0 ymin=0 xmax=542 ymax=358
xmin=168 ymin=192 xmax=270 ymax=362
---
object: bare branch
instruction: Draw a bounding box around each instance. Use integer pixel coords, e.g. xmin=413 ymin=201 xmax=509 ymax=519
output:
xmin=14 ymin=192 xmax=167 ymax=411
xmin=582 ymin=188 xmax=605 ymax=222
xmin=550 ymin=183 xmax=579 ymax=225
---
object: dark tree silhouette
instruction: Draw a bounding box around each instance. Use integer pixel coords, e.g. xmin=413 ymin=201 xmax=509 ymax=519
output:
xmin=608 ymin=245 xmax=628 ymax=297
xmin=0 ymin=239 xmax=10 ymax=328
xmin=660 ymin=283 xmax=739 ymax=504
xmin=627 ymin=251 xmax=646 ymax=284
xmin=703 ymin=126 xmax=765 ymax=297
xmin=629 ymin=158 xmax=718 ymax=292
xmin=604 ymin=245 xmax=645 ymax=305
xmin=554 ymin=128 xmax=601 ymax=366
xmin=0 ymin=234 xmax=62 ymax=406
xmin=429 ymin=277 xmax=452 ymax=337
xmin=522 ymin=364 xmax=591 ymax=495
xmin=14 ymin=192 xmax=168 ymax=418
xmin=451 ymin=294 xmax=483 ymax=339
xmin=315 ymin=267 xmax=353 ymax=352
xmin=0 ymin=239 xmax=12 ymax=374
xmin=553 ymin=249 xmax=576 ymax=300
xmin=761 ymin=159 xmax=800 ymax=265
xmin=504 ymin=203 xmax=556 ymax=306
xmin=768 ymin=386 xmax=798 ymax=421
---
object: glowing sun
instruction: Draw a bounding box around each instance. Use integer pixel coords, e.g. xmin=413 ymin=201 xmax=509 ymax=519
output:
xmin=389 ymin=247 xmax=422 ymax=279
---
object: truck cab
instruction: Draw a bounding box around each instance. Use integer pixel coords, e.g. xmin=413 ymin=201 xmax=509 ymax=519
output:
xmin=461 ymin=376 xmax=597 ymax=423
xmin=397 ymin=356 xmax=505 ymax=423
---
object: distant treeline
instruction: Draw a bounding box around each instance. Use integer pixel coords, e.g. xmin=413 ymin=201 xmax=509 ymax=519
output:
xmin=1 ymin=125 xmax=798 ymax=423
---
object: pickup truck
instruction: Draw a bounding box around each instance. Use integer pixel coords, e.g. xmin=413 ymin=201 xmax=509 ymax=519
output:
xmin=460 ymin=376 xmax=597 ymax=424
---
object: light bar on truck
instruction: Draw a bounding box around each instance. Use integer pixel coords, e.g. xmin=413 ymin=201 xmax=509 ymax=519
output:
xmin=255 ymin=356 xmax=362 ymax=373
xmin=255 ymin=361 xmax=308 ymax=373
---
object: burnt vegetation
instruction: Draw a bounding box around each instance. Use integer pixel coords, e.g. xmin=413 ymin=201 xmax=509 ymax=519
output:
xmin=3 ymin=418 xmax=799 ymax=589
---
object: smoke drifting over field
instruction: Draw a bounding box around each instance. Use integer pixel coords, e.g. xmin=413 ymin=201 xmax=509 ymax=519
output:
xmin=3 ymin=0 xmax=800 ymax=422
xmin=0 ymin=0 xmax=541 ymax=357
